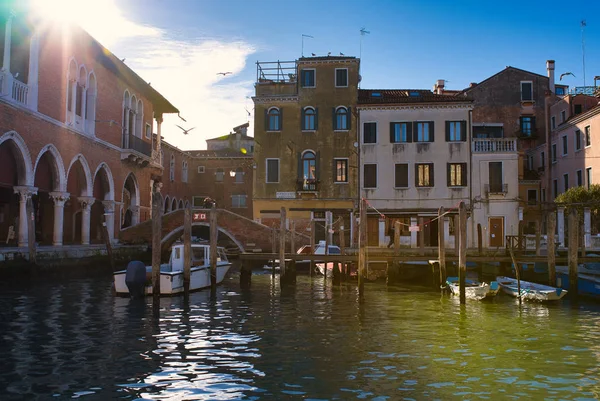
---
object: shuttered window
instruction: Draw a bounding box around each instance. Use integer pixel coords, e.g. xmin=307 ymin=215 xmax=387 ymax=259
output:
xmin=266 ymin=159 xmax=279 ymax=183
xmin=363 ymin=164 xmax=377 ymax=188
xmin=415 ymin=163 xmax=434 ymax=187
xmin=335 ymin=68 xmax=348 ymax=87
xmin=415 ymin=121 xmax=434 ymax=142
xmin=301 ymin=69 xmax=315 ymax=87
xmin=390 ymin=122 xmax=411 ymax=143
xmin=394 ymin=164 xmax=408 ymax=188
xmin=363 ymin=122 xmax=377 ymax=143
xmin=445 ymin=121 xmax=466 ymax=142
xmin=334 ymin=159 xmax=348 ymax=183
xmin=447 ymin=163 xmax=467 ymax=187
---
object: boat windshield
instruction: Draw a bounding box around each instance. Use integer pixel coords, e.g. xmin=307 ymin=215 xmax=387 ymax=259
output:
xmin=192 ymin=247 xmax=206 ymax=263
xmin=217 ymin=249 xmax=228 ymax=262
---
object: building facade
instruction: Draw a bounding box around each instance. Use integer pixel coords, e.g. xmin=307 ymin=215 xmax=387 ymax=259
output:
xmin=252 ymin=56 xmax=359 ymax=241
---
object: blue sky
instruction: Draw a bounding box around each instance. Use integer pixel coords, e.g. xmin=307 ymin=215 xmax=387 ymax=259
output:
xmin=44 ymin=0 xmax=599 ymax=149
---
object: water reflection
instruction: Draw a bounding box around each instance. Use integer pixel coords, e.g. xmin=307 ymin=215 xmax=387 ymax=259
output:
xmin=1 ymin=274 xmax=600 ymax=399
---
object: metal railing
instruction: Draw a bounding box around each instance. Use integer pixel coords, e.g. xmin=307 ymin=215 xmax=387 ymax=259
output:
xmin=472 ymin=138 xmax=517 ymax=153
xmin=124 ymin=134 xmax=152 ymax=157
xmin=256 ymin=60 xmax=297 ymax=83
xmin=297 ymin=178 xmax=319 ymax=192
xmin=484 ymin=183 xmax=508 ymax=196
xmin=12 ymin=78 xmax=29 ymax=105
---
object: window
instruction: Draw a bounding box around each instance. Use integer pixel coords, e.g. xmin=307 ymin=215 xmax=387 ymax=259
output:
xmin=390 ymin=122 xmax=411 ymax=143
xmin=473 ymin=125 xmax=503 ymax=139
xmin=551 ymin=144 xmax=557 ymax=163
xmin=85 ymin=72 xmax=97 ymax=134
xmin=577 ymin=169 xmax=583 ymax=186
xmin=266 ymin=107 xmax=281 ymax=131
xmin=527 ymin=155 xmax=533 ymax=170
xmin=415 ymin=163 xmax=434 ymax=187
xmin=266 ymin=159 xmax=279 ymax=183
xmin=335 ymin=68 xmax=348 ymax=87
xmin=300 ymin=69 xmax=315 ymax=88
xmin=574 ymin=104 xmax=583 ymax=115
xmin=363 ymin=164 xmax=377 ymax=188
xmin=235 ymin=167 xmax=244 ymax=183
xmin=192 ymin=196 xmax=207 ymax=207
xmin=520 ymin=116 xmax=536 ymax=137
xmin=556 ymin=87 xmax=565 ymax=95
xmin=561 ymin=110 xmax=566 ymax=123
xmin=363 ymin=122 xmax=377 ymax=143
xmin=585 ymin=126 xmax=591 ymax=147
xmin=586 ymin=167 xmax=592 ymax=189
xmin=182 ymin=161 xmax=188 ymax=183
xmin=527 ymin=189 xmax=537 ymax=205
xmin=415 ymin=121 xmax=434 ymax=142
xmin=169 ymin=154 xmax=175 ymax=181
xmin=394 ymin=163 xmax=409 ymax=188
xmin=145 ymin=123 xmax=151 ymax=139
xmin=562 ymin=135 xmax=568 ymax=156
xmin=447 ymin=163 xmax=467 ymax=187
xmin=575 ymin=130 xmax=582 ymax=151
xmin=301 ymin=151 xmax=316 ymax=180
xmin=489 ymin=162 xmax=503 ymax=192
xmin=231 ymin=195 xmax=247 ymax=208
xmin=198 ymin=166 xmax=205 ymax=173
xmin=520 ymin=81 xmax=533 ymax=101
xmin=446 ymin=121 xmax=466 ymax=142
xmin=551 ymin=116 xmax=556 ymax=130
xmin=334 ymin=159 xmax=348 ymax=183
xmin=76 ymin=66 xmax=86 ymax=117
xmin=553 ymin=179 xmax=558 ymax=198
xmin=302 ymin=107 xmax=317 ymax=130
xmin=215 ymin=168 xmax=224 ymax=182
xmin=540 ymin=151 xmax=545 ymax=168
xmin=334 ymin=107 xmax=350 ymax=130
xmin=563 ymin=174 xmax=569 ymax=192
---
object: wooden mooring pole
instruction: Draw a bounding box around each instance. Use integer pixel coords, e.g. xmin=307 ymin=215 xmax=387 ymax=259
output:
xmin=340 ymin=220 xmax=346 ymax=281
xmin=454 ymin=214 xmax=460 ymax=257
xmin=152 ymin=192 xmax=163 ymax=304
xmin=289 ymin=220 xmax=296 ymax=284
xmin=568 ymin=208 xmax=579 ymax=299
xmin=271 ymin=226 xmax=277 ymax=278
xmin=508 ymin=244 xmax=522 ymax=305
xmin=279 ymin=207 xmax=287 ymax=286
xmin=477 ymin=223 xmax=482 ymax=255
xmin=547 ymin=211 xmax=556 ymax=286
xmin=210 ymin=204 xmax=217 ymax=295
xmin=458 ymin=201 xmax=467 ymax=304
xmin=101 ymin=213 xmax=115 ymax=271
xmin=310 ymin=217 xmax=315 ymax=278
xmin=358 ymin=199 xmax=367 ymax=298
xmin=438 ymin=207 xmax=446 ymax=289
xmin=26 ymin=198 xmax=36 ymax=266
xmin=183 ymin=204 xmax=192 ymax=295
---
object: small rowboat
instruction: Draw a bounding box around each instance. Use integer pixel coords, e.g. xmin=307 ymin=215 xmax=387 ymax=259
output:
xmin=446 ymin=277 xmax=498 ymax=300
xmin=496 ymin=276 xmax=567 ymax=301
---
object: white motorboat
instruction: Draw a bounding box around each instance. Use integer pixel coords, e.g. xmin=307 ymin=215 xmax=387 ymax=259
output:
xmin=113 ymin=243 xmax=231 ymax=296
xmin=446 ymin=277 xmax=498 ymax=300
xmin=496 ymin=276 xmax=567 ymax=301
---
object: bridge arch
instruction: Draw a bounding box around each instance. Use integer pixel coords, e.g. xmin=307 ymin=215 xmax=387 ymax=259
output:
xmin=161 ymin=222 xmax=245 ymax=253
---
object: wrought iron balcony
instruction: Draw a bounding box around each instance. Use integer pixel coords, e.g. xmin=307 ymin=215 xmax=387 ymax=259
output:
xmin=484 ymin=183 xmax=508 ymax=196
xmin=122 ymin=134 xmax=152 ymax=157
xmin=297 ymin=178 xmax=319 ymax=192
xmin=472 ymin=138 xmax=517 ymax=153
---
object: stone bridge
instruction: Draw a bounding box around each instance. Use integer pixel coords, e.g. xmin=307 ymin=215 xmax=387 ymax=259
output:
xmin=119 ymin=208 xmax=309 ymax=254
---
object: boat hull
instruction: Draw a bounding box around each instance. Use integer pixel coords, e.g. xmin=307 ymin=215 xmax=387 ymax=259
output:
xmin=446 ymin=277 xmax=497 ymax=300
xmin=556 ymin=269 xmax=600 ymax=299
xmin=496 ymin=276 xmax=566 ymax=301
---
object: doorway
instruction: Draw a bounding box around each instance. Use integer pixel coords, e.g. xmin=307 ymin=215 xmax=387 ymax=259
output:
xmin=489 ymin=217 xmax=504 ymax=247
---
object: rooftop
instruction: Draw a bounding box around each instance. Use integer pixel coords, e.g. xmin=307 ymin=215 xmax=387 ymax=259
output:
xmin=358 ymin=89 xmax=472 ymax=105
xmin=189 ymin=149 xmax=252 ymax=158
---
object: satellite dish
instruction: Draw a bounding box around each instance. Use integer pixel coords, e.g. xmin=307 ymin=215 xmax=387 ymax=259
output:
xmin=353 ymin=142 xmax=359 ymax=148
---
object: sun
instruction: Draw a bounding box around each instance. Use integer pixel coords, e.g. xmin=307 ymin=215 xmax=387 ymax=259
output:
xmin=30 ymin=0 xmax=82 ymax=23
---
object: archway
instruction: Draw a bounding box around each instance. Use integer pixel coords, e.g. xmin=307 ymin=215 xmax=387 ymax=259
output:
xmin=91 ymin=163 xmax=114 ymax=243
xmin=161 ymin=222 xmax=245 ymax=254
xmin=164 ymin=195 xmax=170 ymax=214
xmin=178 ymin=199 xmax=184 ymax=210
xmin=121 ymin=172 xmax=139 ymax=228
xmin=65 ymin=155 xmax=91 ymax=244
xmin=171 ymin=197 xmax=177 ymax=211
xmin=33 ymin=145 xmax=65 ymax=245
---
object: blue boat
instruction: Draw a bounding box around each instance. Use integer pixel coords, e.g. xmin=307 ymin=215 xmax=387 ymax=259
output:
xmin=556 ymin=266 xmax=600 ymax=299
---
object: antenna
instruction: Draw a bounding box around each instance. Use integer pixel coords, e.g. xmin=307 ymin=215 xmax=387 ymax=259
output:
xmin=301 ymin=34 xmax=314 ymax=57
xmin=359 ymin=27 xmax=370 ymax=88
xmin=581 ymin=20 xmax=587 ymax=89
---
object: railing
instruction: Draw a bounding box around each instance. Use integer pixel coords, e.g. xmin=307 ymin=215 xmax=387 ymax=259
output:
xmin=12 ymin=78 xmax=29 ymax=105
xmin=256 ymin=60 xmax=297 ymax=83
xmin=297 ymin=178 xmax=319 ymax=192
xmin=472 ymin=138 xmax=517 ymax=153
xmin=484 ymin=183 xmax=508 ymax=196
xmin=124 ymin=134 xmax=152 ymax=157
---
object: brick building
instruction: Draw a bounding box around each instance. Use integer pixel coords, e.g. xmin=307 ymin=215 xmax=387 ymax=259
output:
xmin=0 ymin=10 xmax=179 ymax=247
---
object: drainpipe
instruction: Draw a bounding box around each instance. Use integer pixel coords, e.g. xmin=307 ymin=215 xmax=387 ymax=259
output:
xmin=545 ymin=92 xmax=552 ymax=205
xmin=355 ymin=107 xmax=361 ymax=248
xmin=468 ymin=107 xmax=474 ymax=248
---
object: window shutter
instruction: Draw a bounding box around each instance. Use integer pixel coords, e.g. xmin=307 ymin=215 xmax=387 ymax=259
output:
xmin=531 ymin=117 xmax=537 ymax=133
xmin=519 ymin=117 xmax=523 ymax=132
xmin=445 ymin=121 xmax=450 ymax=142
xmin=412 ymin=122 xmax=418 ymax=141
xmin=315 ymin=107 xmax=319 ymax=130
xmin=301 ymin=108 xmax=305 ymax=130
xmin=414 ymin=164 xmax=419 ymax=187
xmin=347 ymin=107 xmax=352 ymax=130
xmin=461 ymin=163 xmax=468 ymax=186
xmin=461 ymin=121 xmax=467 ymax=142
xmin=279 ymin=108 xmax=283 ymax=130
xmin=429 ymin=163 xmax=434 ymax=186
xmin=446 ymin=163 xmax=451 ymax=186
xmin=390 ymin=122 xmax=395 ymax=143
xmin=297 ymin=152 xmax=302 ymax=180
xmin=316 ymin=151 xmax=321 ymax=180
xmin=264 ymin=109 xmax=268 ymax=131
xmin=406 ymin=122 xmax=413 ymax=142
xmin=332 ymin=159 xmax=336 ymax=182
xmin=429 ymin=121 xmax=435 ymax=142
xmin=332 ymin=108 xmax=336 ymax=130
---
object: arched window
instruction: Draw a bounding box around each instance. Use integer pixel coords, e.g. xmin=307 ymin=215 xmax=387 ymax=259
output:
xmin=129 ymin=95 xmax=137 ymax=137
xmin=267 ymin=107 xmax=281 ymax=131
xmin=136 ymin=99 xmax=143 ymax=138
xmin=164 ymin=196 xmax=170 ymax=213
xmin=122 ymin=90 xmax=130 ymax=147
xmin=86 ymin=72 xmax=97 ymax=135
xmin=235 ymin=167 xmax=244 ymax=183
xmin=169 ymin=154 xmax=175 ymax=181
xmin=216 ymin=168 xmax=224 ymax=182
xmin=66 ymin=59 xmax=77 ymax=120
xmin=182 ymin=160 xmax=188 ymax=183
xmin=302 ymin=107 xmax=316 ymax=131
xmin=334 ymin=106 xmax=348 ymax=130
xmin=76 ymin=66 xmax=87 ymax=118
xmin=301 ymin=151 xmax=317 ymax=191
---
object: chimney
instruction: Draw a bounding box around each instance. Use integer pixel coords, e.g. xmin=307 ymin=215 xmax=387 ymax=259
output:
xmin=469 ymin=82 xmax=477 ymax=88
xmin=547 ymin=60 xmax=555 ymax=94
xmin=433 ymin=79 xmax=445 ymax=94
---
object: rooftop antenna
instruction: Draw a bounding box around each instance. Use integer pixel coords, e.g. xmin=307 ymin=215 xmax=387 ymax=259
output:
xmin=301 ymin=34 xmax=314 ymax=57
xmin=581 ymin=20 xmax=587 ymax=89
xmin=359 ymin=27 xmax=370 ymax=89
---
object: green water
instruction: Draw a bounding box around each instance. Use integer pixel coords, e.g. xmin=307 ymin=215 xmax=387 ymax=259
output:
xmin=1 ymin=271 xmax=600 ymax=400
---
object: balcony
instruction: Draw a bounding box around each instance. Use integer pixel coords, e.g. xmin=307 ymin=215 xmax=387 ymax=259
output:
xmin=121 ymin=134 xmax=152 ymax=166
xmin=297 ymin=178 xmax=319 ymax=192
xmin=472 ymin=138 xmax=517 ymax=153
xmin=0 ymin=71 xmax=30 ymax=107
xmin=484 ymin=183 xmax=508 ymax=197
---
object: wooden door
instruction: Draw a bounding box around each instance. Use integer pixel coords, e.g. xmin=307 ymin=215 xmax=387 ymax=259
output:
xmin=489 ymin=217 xmax=504 ymax=247
xmin=367 ymin=217 xmax=379 ymax=246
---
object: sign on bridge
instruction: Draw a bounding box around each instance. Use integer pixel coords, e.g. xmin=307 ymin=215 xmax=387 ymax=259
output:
xmin=193 ymin=213 xmax=206 ymax=221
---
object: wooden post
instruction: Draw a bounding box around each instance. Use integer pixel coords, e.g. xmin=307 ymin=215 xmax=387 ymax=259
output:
xmin=310 ymin=216 xmax=315 ymax=277
xmin=324 ymin=211 xmax=332 ymax=279
xmin=210 ymin=204 xmax=217 ymax=294
xmin=508 ymin=245 xmax=522 ymax=305
xmin=183 ymin=204 xmax=192 ymax=295
xmin=568 ymin=208 xmax=579 ymax=298
xmin=339 ymin=220 xmax=346 ymax=281
xmin=279 ymin=207 xmax=287 ymax=285
xmin=418 ymin=216 xmax=425 ymax=256
xmin=454 ymin=214 xmax=460 ymax=257
xmin=26 ymin=198 xmax=36 ymax=266
xmin=547 ymin=211 xmax=556 ymax=286
xmin=290 ymin=220 xmax=296 ymax=284
xmin=101 ymin=213 xmax=115 ymax=271
xmin=271 ymin=226 xmax=277 ymax=278
xmin=438 ymin=207 xmax=446 ymax=289
xmin=477 ymin=223 xmax=482 ymax=255
xmin=394 ymin=220 xmax=400 ymax=253
xmin=151 ymin=192 xmax=163 ymax=302
xmin=535 ymin=220 xmax=541 ymax=257
xmin=358 ymin=199 xmax=367 ymax=298
xmin=458 ymin=201 xmax=467 ymax=304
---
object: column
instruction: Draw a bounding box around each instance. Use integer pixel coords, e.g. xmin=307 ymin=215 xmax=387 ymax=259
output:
xmin=443 ymin=216 xmax=450 ymax=248
xmin=102 ymin=200 xmax=116 ymax=243
xmin=2 ymin=13 xmax=13 ymax=98
xmin=378 ymin=218 xmax=386 ymax=247
xmin=13 ymin=186 xmax=37 ymax=247
xmin=350 ymin=211 xmax=355 ymax=247
xmin=49 ymin=192 xmax=69 ymax=246
xmin=410 ymin=216 xmax=418 ymax=248
xmin=27 ymin=32 xmax=40 ymax=110
xmin=130 ymin=205 xmax=140 ymax=225
xmin=557 ymin=207 xmax=565 ymax=247
xmin=584 ymin=207 xmax=591 ymax=248
xmin=123 ymin=107 xmax=130 ymax=148
xmin=155 ymin=113 xmax=163 ymax=164
xmin=78 ymin=196 xmax=94 ymax=245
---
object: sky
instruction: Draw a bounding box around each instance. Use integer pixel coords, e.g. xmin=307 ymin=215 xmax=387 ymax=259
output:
xmin=30 ymin=0 xmax=599 ymax=150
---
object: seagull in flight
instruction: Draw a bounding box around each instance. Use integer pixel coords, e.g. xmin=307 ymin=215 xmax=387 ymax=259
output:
xmin=560 ymin=72 xmax=576 ymax=80
xmin=217 ymin=72 xmax=232 ymax=76
xmin=176 ymin=125 xmax=196 ymax=135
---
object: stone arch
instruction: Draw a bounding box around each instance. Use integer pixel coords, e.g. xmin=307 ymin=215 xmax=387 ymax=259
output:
xmin=121 ymin=172 xmax=140 ymax=228
xmin=178 ymin=199 xmax=184 ymax=209
xmin=185 ymin=200 xmax=190 ymax=208
xmin=171 ymin=197 xmax=177 ymax=211
xmin=0 ymin=130 xmax=33 ymax=186
xmin=161 ymin=222 xmax=245 ymax=253
xmin=93 ymin=162 xmax=115 ymax=201
xmin=33 ymin=144 xmax=66 ymax=192
xmin=164 ymin=195 xmax=170 ymax=213
xmin=66 ymin=154 xmax=93 ymax=196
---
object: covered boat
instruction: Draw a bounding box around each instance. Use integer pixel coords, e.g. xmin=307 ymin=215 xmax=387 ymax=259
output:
xmin=496 ymin=276 xmax=566 ymax=301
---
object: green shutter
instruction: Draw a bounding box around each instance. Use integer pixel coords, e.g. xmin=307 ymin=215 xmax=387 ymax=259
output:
xmin=297 ymin=152 xmax=302 ymax=180
xmin=390 ymin=122 xmax=395 ymax=143
xmin=531 ymin=117 xmax=537 ymax=133
xmin=315 ymin=107 xmax=319 ymax=130
xmin=462 ymin=163 xmax=468 ymax=186
xmin=445 ymin=121 xmax=451 ymax=142
xmin=332 ymin=158 xmax=337 ymax=182
xmin=429 ymin=121 xmax=435 ymax=142
xmin=429 ymin=163 xmax=434 ymax=186
xmin=279 ymin=108 xmax=283 ymax=130
xmin=406 ymin=122 xmax=413 ymax=142
xmin=347 ymin=107 xmax=352 ymax=130
xmin=414 ymin=164 xmax=419 ymax=186
xmin=301 ymin=108 xmax=305 ymax=130
xmin=461 ymin=120 xmax=467 ymax=142
xmin=447 ymin=163 xmax=451 ymax=186
xmin=316 ymin=151 xmax=321 ymax=180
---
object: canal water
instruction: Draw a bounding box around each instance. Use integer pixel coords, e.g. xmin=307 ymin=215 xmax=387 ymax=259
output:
xmin=1 ymin=270 xmax=600 ymax=400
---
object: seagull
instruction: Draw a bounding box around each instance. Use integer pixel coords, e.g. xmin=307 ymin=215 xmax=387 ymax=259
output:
xmin=176 ymin=125 xmax=196 ymax=135
xmin=217 ymin=72 xmax=232 ymax=76
xmin=311 ymin=53 xmax=316 ymax=56
xmin=340 ymin=52 xmax=345 ymax=56
xmin=327 ymin=52 xmax=331 ymax=56
xmin=560 ymin=72 xmax=576 ymax=80
xmin=121 ymin=58 xmax=126 ymax=62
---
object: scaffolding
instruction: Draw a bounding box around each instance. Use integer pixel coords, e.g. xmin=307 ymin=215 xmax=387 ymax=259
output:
xmin=256 ymin=60 xmax=297 ymax=83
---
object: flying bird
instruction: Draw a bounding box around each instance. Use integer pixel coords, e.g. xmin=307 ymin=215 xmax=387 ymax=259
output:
xmin=311 ymin=53 xmax=316 ymax=56
xmin=327 ymin=52 xmax=331 ymax=56
xmin=340 ymin=52 xmax=345 ymax=56
xmin=176 ymin=125 xmax=196 ymax=135
xmin=217 ymin=72 xmax=232 ymax=76
xmin=560 ymin=72 xmax=576 ymax=80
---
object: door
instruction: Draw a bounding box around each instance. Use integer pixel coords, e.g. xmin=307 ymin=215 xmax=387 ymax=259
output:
xmin=489 ymin=217 xmax=504 ymax=247
xmin=367 ymin=217 xmax=379 ymax=246
xmin=426 ymin=218 xmax=438 ymax=247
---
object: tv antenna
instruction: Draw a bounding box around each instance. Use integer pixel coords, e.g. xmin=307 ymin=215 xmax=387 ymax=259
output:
xmin=301 ymin=34 xmax=314 ymax=57
xmin=581 ymin=20 xmax=587 ymax=89
xmin=359 ymin=27 xmax=370 ymax=60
